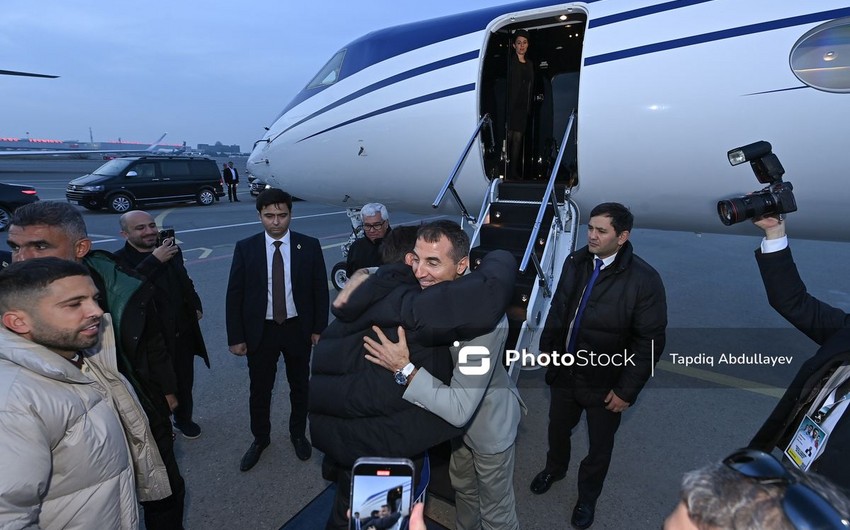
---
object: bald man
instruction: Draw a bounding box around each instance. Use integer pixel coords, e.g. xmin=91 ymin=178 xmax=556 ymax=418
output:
xmin=114 ymin=210 xmax=210 ymax=440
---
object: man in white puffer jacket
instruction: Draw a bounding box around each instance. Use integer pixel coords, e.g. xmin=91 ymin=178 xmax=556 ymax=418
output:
xmin=0 ymin=257 xmax=169 ymax=529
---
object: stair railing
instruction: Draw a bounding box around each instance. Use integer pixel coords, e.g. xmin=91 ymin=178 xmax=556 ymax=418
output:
xmin=519 ymin=110 xmax=576 ymax=274
xmin=469 ymin=177 xmax=502 ymax=249
xmin=432 ymin=114 xmax=495 ymax=223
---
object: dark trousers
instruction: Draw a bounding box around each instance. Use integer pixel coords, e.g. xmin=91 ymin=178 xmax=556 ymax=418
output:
xmin=546 ymin=380 xmax=622 ymax=504
xmin=507 ymin=129 xmax=525 ymax=179
xmin=226 ymin=182 xmax=238 ymax=201
xmin=172 ymin=334 xmax=196 ymax=425
xmin=141 ymin=394 xmax=186 ymax=529
xmin=248 ymin=318 xmax=310 ymax=443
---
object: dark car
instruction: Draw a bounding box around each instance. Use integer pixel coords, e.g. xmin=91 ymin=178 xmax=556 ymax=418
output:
xmin=0 ymin=182 xmax=39 ymax=231
xmin=66 ymin=155 xmax=225 ymax=213
xmin=248 ymin=175 xmax=271 ymax=197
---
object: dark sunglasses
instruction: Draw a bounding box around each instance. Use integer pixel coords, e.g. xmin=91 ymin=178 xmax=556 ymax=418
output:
xmin=723 ymin=448 xmax=850 ymax=530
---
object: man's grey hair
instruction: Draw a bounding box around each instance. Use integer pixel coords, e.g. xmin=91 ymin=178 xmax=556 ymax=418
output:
xmin=681 ymin=461 xmax=850 ymax=529
xmin=360 ymin=203 xmax=388 ymax=221
xmin=10 ymin=202 xmax=88 ymax=241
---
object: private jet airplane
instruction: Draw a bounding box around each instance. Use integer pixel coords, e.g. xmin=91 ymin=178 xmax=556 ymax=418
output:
xmin=247 ymin=0 xmax=850 ymax=361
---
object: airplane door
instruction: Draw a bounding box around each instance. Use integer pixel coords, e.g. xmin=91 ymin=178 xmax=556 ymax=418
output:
xmin=480 ymin=7 xmax=586 ymax=184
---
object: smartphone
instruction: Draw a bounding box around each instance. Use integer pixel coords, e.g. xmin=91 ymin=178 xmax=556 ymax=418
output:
xmin=350 ymin=457 xmax=414 ymax=527
xmin=156 ymin=227 xmax=176 ymax=247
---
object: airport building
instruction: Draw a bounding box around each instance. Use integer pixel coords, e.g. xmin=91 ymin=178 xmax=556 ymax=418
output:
xmin=0 ymin=136 xmax=241 ymax=155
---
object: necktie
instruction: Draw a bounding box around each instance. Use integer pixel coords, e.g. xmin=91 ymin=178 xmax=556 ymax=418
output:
xmin=272 ymin=241 xmax=287 ymax=324
xmin=566 ymin=258 xmax=603 ymax=354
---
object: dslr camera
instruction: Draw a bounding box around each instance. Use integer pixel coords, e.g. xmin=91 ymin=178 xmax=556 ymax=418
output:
xmin=156 ymin=227 xmax=175 ymax=247
xmin=717 ymin=141 xmax=796 ymax=226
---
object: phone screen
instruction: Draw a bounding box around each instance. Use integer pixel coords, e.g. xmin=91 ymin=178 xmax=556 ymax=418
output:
xmin=350 ymin=458 xmax=414 ymax=528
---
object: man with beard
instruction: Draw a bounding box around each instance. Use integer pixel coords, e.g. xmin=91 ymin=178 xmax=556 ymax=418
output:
xmin=7 ymin=201 xmax=186 ymax=529
xmin=114 ymin=210 xmax=210 ymax=439
xmin=0 ymin=258 xmax=168 ymax=528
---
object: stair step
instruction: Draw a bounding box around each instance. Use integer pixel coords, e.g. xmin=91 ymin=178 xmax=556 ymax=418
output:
xmin=479 ymin=224 xmax=546 ymax=253
xmin=490 ymin=202 xmax=555 ymax=227
xmin=469 ymin=248 xmax=543 ymax=275
xmin=498 ymin=181 xmax=567 ymax=202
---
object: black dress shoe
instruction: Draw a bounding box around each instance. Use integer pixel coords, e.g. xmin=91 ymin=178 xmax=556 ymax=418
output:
xmin=292 ymin=436 xmax=312 ymax=461
xmin=240 ymin=440 xmax=269 ymax=471
xmin=571 ymin=500 xmax=595 ymax=529
xmin=530 ymin=469 xmax=566 ymax=495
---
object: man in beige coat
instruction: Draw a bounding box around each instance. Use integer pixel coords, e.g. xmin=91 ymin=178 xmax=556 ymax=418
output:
xmin=0 ymin=258 xmax=169 ymax=528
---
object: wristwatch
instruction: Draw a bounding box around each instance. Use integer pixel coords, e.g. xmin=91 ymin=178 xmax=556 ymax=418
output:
xmin=394 ymin=362 xmax=415 ymax=386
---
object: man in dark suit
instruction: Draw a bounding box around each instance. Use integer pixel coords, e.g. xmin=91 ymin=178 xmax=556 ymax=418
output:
xmin=226 ymin=188 xmax=329 ymax=471
xmin=227 ymin=161 xmax=240 ymax=202
xmin=529 ymin=202 xmax=667 ymax=529
xmin=222 ymin=162 xmax=238 ymax=202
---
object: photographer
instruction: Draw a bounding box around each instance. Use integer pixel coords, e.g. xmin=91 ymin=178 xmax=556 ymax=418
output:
xmin=748 ymin=215 xmax=850 ymax=489
xmin=115 ymin=210 xmax=210 ymax=440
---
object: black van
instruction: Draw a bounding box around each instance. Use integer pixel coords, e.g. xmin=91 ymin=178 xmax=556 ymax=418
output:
xmin=66 ymin=156 xmax=225 ymax=213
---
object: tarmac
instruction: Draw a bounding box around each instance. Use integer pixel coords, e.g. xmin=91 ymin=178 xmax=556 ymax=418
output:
xmin=3 ymin=158 xmax=850 ymax=529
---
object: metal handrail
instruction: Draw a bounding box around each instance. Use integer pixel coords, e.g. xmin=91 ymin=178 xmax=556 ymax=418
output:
xmin=519 ymin=110 xmax=576 ymax=273
xmin=469 ymin=177 xmax=502 ymax=248
xmin=432 ymin=114 xmax=494 ymax=222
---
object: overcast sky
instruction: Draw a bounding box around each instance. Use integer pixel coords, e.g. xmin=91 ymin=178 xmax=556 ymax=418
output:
xmin=1 ymin=1 xmax=497 ymax=152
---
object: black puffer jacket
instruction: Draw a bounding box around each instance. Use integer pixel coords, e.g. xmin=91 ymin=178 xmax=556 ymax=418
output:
xmin=541 ymin=242 xmax=667 ymax=403
xmin=310 ymin=250 xmax=517 ymax=467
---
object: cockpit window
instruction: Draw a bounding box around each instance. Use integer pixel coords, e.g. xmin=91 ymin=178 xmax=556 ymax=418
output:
xmin=306 ymin=49 xmax=346 ymax=89
xmin=790 ymin=17 xmax=850 ymax=93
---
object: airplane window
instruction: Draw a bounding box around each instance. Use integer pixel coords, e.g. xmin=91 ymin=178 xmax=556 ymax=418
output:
xmin=790 ymin=18 xmax=850 ymax=93
xmin=307 ymin=49 xmax=346 ymax=89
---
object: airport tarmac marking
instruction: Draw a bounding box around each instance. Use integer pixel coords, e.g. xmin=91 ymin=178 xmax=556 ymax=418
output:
xmin=90 ymin=210 xmax=350 ymax=246
xmin=182 ymin=247 xmax=213 ymax=259
xmin=656 ymin=360 xmax=784 ymax=399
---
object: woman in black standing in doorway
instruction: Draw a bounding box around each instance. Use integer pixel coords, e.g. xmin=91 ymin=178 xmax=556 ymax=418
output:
xmin=507 ymin=29 xmax=534 ymax=180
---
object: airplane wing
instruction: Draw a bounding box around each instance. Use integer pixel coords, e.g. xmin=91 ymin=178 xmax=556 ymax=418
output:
xmin=0 ymin=69 xmax=59 ymax=78
xmin=0 ymin=133 xmax=169 ymax=157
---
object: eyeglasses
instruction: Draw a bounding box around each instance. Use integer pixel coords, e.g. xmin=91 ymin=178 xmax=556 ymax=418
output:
xmin=363 ymin=220 xmax=387 ymax=231
xmin=723 ymin=448 xmax=850 ymax=530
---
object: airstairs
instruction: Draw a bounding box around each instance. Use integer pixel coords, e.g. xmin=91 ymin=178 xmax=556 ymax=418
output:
xmin=433 ymin=111 xmax=580 ymax=381
xmin=423 ymin=113 xmax=579 ymax=520
xmin=469 ymin=180 xmax=577 ymax=377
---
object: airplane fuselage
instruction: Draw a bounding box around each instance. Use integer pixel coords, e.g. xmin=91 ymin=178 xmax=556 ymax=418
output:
xmin=247 ymin=1 xmax=850 ymax=241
